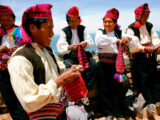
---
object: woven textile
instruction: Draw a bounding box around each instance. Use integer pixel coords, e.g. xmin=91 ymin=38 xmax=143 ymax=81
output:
xmin=0 ymin=49 xmax=14 ymax=70
xmin=116 ymin=44 xmax=125 ymax=74
xmin=28 ymin=97 xmax=66 ymax=120
xmin=22 ymin=4 xmax=52 ymax=26
xmin=134 ymin=3 xmax=150 ymax=28
xmin=76 ymin=45 xmax=89 ymax=69
xmin=63 ymin=75 xmax=88 ymax=102
xmin=105 ymin=8 xmax=119 ymax=20
xmin=114 ymin=44 xmax=126 ymax=83
xmin=0 ymin=5 xmax=13 ymax=15
xmin=67 ymin=6 xmax=79 ymax=17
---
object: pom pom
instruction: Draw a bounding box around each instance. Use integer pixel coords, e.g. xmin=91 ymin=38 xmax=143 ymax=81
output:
xmin=114 ymin=73 xmax=126 ymax=83
xmin=9 ymin=26 xmax=32 ymax=46
xmin=134 ymin=21 xmax=141 ymax=28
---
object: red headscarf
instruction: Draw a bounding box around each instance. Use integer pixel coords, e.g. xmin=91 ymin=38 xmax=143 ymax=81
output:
xmin=134 ymin=3 xmax=150 ymax=28
xmin=105 ymin=8 xmax=119 ymax=20
xmin=67 ymin=6 xmax=79 ymax=17
xmin=22 ymin=4 xmax=53 ymax=27
xmin=0 ymin=5 xmax=14 ymax=15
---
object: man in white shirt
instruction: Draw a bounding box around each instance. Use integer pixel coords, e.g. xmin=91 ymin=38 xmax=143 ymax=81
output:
xmin=8 ymin=4 xmax=83 ymax=120
xmin=57 ymin=6 xmax=96 ymax=91
xmin=127 ymin=3 xmax=160 ymax=114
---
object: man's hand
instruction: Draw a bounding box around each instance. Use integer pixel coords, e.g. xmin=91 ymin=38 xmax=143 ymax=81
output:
xmin=55 ymin=65 xmax=84 ymax=88
xmin=144 ymin=46 xmax=155 ymax=53
xmin=0 ymin=46 xmax=9 ymax=52
xmin=68 ymin=44 xmax=78 ymax=51
xmin=80 ymin=41 xmax=87 ymax=48
xmin=11 ymin=46 xmax=18 ymax=51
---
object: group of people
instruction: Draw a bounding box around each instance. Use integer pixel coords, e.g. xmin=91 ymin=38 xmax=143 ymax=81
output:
xmin=0 ymin=2 xmax=160 ymax=120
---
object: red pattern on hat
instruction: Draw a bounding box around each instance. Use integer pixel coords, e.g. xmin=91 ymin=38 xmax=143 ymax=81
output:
xmin=0 ymin=5 xmax=13 ymax=15
xmin=134 ymin=3 xmax=150 ymax=28
xmin=67 ymin=6 xmax=79 ymax=17
xmin=22 ymin=4 xmax=53 ymax=26
xmin=105 ymin=8 xmax=119 ymax=20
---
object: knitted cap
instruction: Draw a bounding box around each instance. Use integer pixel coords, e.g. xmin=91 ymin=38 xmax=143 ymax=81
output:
xmin=67 ymin=6 xmax=79 ymax=17
xmin=134 ymin=3 xmax=150 ymax=28
xmin=0 ymin=5 xmax=14 ymax=15
xmin=105 ymin=8 xmax=119 ymax=20
xmin=22 ymin=4 xmax=53 ymax=26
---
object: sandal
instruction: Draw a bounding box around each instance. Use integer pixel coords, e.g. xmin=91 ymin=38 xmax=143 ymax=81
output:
xmin=146 ymin=104 xmax=156 ymax=114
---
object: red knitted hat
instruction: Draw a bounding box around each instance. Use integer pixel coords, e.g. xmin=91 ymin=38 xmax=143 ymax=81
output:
xmin=105 ymin=8 xmax=119 ymax=20
xmin=0 ymin=5 xmax=14 ymax=15
xmin=134 ymin=3 xmax=150 ymax=28
xmin=22 ymin=4 xmax=53 ymax=26
xmin=67 ymin=6 xmax=79 ymax=17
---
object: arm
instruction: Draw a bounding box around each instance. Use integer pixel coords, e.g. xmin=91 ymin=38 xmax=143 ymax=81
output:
xmin=95 ymin=30 xmax=118 ymax=49
xmin=57 ymin=31 xmax=71 ymax=55
xmin=80 ymin=28 xmax=94 ymax=49
xmin=8 ymin=56 xmax=82 ymax=112
xmin=126 ymin=28 xmax=145 ymax=53
xmin=151 ymin=28 xmax=160 ymax=49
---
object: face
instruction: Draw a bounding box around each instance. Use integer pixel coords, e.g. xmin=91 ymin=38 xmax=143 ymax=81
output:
xmin=32 ymin=19 xmax=54 ymax=48
xmin=69 ymin=17 xmax=80 ymax=29
xmin=0 ymin=15 xmax=14 ymax=30
xmin=103 ymin=17 xmax=117 ymax=32
xmin=140 ymin=11 xmax=150 ymax=25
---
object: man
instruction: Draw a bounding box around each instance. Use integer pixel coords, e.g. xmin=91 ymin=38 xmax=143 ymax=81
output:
xmin=127 ymin=3 xmax=160 ymax=114
xmin=8 ymin=4 xmax=83 ymax=120
xmin=0 ymin=5 xmax=29 ymax=120
xmin=57 ymin=6 xmax=96 ymax=90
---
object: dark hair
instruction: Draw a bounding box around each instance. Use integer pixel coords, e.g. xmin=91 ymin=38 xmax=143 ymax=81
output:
xmin=103 ymin=17 xmax=117 ymax=23
xmin=11 ymin=14 xmax=16 ymax=20
xmin=23 ymin=18 xmax=47 ymax=37
xmin=66 ymin=14 xmax=80 ymax=24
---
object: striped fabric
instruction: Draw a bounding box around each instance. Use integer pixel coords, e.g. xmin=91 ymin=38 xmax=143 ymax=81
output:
xmin=22 ymin=4 xmax=53 ymax=26
xmin=116 ymin=44 xmax=125 ymax=74
xmin=76 ymin=45 xmax=89 ymax=69
xmin=0 ymin=48 xmax=14 ymax=70
xmin=0 ymin=5 xmax=13 ymax=15
xmin=63 ymin=75 xmax=88 ymax=102
xmin=28 ymin=97 xmax=66 ymax=120
xmin=134 ymin=3 xmax=150 ymax=28
xmin=98 ymin=53 xmax=117 ymax=63
xmin=105 ymin=8 xmax=119 ymax=20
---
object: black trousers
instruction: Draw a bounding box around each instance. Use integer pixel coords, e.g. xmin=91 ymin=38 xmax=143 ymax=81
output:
xmin=97 ymin=62 xmax=126 ymax=118
xmin=131 ymin=52 xmax=160 ymax=105
xmin=0 ymin=69 xmax=29 ymax=120
xmin=64 ymin=55 xmax=97 ymax=90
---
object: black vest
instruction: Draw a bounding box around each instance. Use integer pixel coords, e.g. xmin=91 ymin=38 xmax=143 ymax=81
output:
xmin=14 ymin=44 xmax=60 ymax=85
xmin=0 ymin=36 xmax=2 ymax=45
xmin=128 ymin=22 xmax=153 ymax=39
xmin=99 ymin=28 xmax=122 ymax=39
xmin=62 ymin=25 xmax=91 ymax=60
xmin=62 ymin=25 xmax=85 ymax=45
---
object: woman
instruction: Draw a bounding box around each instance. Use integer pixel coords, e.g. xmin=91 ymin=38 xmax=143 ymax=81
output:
xmin=95 ymin=8 xmax=138 ymax=120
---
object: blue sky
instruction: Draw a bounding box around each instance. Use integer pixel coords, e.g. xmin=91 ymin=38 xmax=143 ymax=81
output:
xmin=1 ymin=0 xmax=160 ymax=35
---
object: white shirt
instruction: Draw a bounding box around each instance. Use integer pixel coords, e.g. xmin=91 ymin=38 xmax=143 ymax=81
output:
xmin=95 ymin=29 xmax=140 ymax=54
xmin=57 ymin=27 xmax=94 ymax=54
xmin=127 ymin=24 xmax=160 ymax=52
xmin=8 ymin=43 xmax=65 ymax=112
xmin=1 ymin=32 xmax=16 ymax=48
